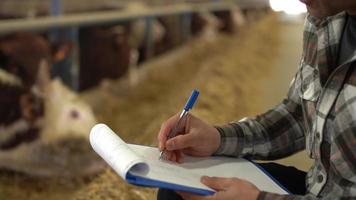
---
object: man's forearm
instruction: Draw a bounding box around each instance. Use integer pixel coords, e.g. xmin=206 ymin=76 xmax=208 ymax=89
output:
xmin=214 ymin=99 xmax=305 ymax=159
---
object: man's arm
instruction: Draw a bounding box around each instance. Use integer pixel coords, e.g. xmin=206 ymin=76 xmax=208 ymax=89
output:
xmin=214 ymin=74 xmax=306 ymax=160
xmin=258 ymin=188 xmax=355 ymax=200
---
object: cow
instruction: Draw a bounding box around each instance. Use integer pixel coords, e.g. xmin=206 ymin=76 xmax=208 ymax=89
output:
xmin=79 ymin=24 xmax=131 ymax=91
xmin=79 ymin=2 xmax=165 ymax=91
xmin=191 ymin=11 xmax=223 ymax=39
xmin=0 ymin=33 xmax=50 ymax=150
xmin=0 ymin=33 xmax=103 ymax=177
xmin=213 ymin=6 xmax=246 ymax=33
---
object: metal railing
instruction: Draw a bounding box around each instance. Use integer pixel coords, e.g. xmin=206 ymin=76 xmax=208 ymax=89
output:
xmin=0 ymin=1 xmax=269 ymax=35
xmin=0 ymin=0 xmax=269 ymax=90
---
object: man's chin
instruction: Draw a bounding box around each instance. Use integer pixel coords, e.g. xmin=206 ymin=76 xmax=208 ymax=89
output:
xmin=307 ymin=5 xmax=346 ymax=18
xmin=307 ymin=7 xmax=334 ymax=19
xmin=299 ymin=0 xmax=311 ymax=6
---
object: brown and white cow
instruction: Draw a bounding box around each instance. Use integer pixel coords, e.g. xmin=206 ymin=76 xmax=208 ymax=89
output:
xmin=79 ymin=2 xmax=166 ymax=90
xmin=0 ymin=33 xmax=103 ymax=177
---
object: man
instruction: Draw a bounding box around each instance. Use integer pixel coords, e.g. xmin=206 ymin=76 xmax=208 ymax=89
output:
xmin=157 ymin=0 xmax=356 ymax=199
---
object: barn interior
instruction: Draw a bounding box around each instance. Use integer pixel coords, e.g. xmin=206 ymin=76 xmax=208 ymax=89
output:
xmin=0 ymin=1 xmax=310 ymax=199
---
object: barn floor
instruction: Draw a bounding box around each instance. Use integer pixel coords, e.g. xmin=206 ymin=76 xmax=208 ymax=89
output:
xmin=0 ymin=13 xmax=311 ymax=200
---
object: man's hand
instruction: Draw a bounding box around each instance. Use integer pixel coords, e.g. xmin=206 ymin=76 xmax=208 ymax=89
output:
xmin=177 ymin=176 xmax=260 ymax=200
xmin=158 ymin=113 xmax=221 ymax=162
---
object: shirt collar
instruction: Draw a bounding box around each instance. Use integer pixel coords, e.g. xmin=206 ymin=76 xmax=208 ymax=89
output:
xmin=306 ymin=11 xmax=347 ymax=30
xmin=302 ymin=12 xmax=350 ymax=85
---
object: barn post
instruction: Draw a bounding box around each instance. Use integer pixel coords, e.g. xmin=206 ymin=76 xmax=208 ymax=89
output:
xmin=49 ymin=0 xmax=80 ymax=90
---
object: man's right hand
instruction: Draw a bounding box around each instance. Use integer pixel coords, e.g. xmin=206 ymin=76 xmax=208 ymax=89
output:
xmin=157 ymin=113 xmax=221 ymax=163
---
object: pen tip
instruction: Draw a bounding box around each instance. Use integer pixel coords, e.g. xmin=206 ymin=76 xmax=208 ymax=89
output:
xmin=159 ymin=151 xmax=164 ymax=160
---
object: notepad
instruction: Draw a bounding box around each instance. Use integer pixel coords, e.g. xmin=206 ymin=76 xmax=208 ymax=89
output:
xmin=90 ymin=124 xmax=289 ymax=196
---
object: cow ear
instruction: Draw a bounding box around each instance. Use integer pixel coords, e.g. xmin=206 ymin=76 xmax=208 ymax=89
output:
xmin=34 ymin=59 xmax=51 ymax=95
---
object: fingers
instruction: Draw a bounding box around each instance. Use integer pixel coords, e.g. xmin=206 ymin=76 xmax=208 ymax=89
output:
xmin=201 ymin=176 xmax=234 ymax=191
xmin=163 ymin=150 xmax=183 ymax=163
xmin=176 ymin=191 xmax=199 ymax=200
xmin=166 ymin=133 xmax=197 ymax=151
xmin=158 ymin=113 xmax=195 ymax=151
xmin=158 ymin=114 xmax=179 ymax=150
xmin=176 ymin=191 xmax=215 ymax=200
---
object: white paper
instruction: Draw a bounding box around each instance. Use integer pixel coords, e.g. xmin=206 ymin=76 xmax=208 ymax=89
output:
xmin=90 ymin=124 xmax=145 ymax=178
xmin=129 ymin=144 xmax=287 ymax=194
xmin=90 ymin=124 xmax=288 ymax=195
xmin=128 ymin=144 xmax=214 ymax=192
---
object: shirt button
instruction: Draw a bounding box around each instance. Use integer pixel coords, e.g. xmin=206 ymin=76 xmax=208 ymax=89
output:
xmin=316 ymin=132 xmax=320 ymax=139
xmin=317 ymin=175 xmax=324 ymax=183
xmin=329 ymin=81 xmax=337 ymax=90
xmin=303 ymin=84 xmax=308 ymax=91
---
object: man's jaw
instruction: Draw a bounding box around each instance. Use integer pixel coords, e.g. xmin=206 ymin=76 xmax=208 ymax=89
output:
xmin=299 ymin=0 xmax=312 ymax=6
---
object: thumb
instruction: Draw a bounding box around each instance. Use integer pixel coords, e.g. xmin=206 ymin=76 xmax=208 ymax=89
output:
xmin=201 ymin=176 xmax=231 ymax=191
xmin=166 ymin=133 xmax=197 ymax=151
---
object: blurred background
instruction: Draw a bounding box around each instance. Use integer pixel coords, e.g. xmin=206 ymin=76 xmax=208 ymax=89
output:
xmin=0 ymin=0 xmax=310 ymax=199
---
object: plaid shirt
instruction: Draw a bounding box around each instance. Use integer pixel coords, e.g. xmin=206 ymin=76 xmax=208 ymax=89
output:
xmin=215 ymin=12 xmax=356 ymax=199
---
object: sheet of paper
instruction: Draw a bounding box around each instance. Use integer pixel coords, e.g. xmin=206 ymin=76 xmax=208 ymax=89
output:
xmin=128 ymin=144 xmax=288 ymax=194
xmin=90 ymin=124 xmax=145 ymax=178
xmin=90 ymin=124 xmax=288 ymax=195
xmin=128 ymin=144 xmax=214 ymax=192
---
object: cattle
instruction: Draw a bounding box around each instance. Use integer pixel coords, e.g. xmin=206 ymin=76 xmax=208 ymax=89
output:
xmin=213 ymin=6 xmax=246 ymax=33
xmin=191 ymin=11 xmax=223 ymax=39
xmin=155 ymin=15 xmax=185 ymax=54
xmin=125 ymin=2 xmax=166 ymax=86
xmin=79 ymin=2 xmax=165 ymax=90
xmin=0 ymin=68 xmax=42 ymax=150
xmin=190 ymin=5 xmax=246 ymax=36
xmin=0 ymin=33 xmax=50 ymax=150
xmin=0 ymin=33 xmax=52 ymax=86
xmin=0 ymin=33 xmax=103 ymax=177
xmin=79 ymin=24 xmax=131 ymax=91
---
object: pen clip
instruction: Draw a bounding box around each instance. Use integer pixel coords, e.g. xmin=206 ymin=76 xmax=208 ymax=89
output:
xmin=184 ymin=89 xmax=199 ymax=111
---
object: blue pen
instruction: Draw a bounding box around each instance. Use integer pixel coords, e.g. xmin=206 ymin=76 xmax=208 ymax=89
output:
xmin=159 ymin=89 xmax=200 ymax=160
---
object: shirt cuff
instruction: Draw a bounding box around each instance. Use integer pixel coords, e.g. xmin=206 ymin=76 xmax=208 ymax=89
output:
xmin=258 ymin=191 xmax=294 ymax=200
xmin=213 ymin=123 xmax=245 ymax=157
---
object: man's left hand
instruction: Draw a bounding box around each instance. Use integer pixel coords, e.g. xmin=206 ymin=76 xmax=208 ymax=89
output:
xmin=177 ymin=176 xmax=260 ymax=200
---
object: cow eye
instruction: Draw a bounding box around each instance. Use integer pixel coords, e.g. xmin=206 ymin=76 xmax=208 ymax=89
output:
xmin=70 ymin=109 xmax=80 ymax=119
